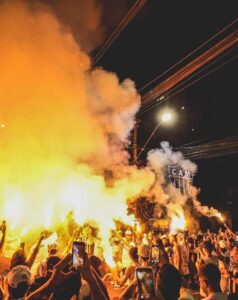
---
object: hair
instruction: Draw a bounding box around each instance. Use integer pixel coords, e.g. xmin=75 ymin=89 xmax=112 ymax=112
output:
xmin=203 ymin=241 xmax=213 ymax=253
xmin=157 ymin=263 xmax=182 ymax=300
xmin=156 ymin=238 xmax=164 ymax=249
xmin=8 ymin=282 xmax=29 ymax=298
xmin=199 ymin=263 xmax=221 ymax=291
xmin=10 ymin=249 xmax=26 ymax=269
xmin=49 ymin=248 xmax=57 ymax=255
xmin=46 ymin=255 xmax=61 ymax=271
xmin=129 ymin=247 xmax=138 ymax=262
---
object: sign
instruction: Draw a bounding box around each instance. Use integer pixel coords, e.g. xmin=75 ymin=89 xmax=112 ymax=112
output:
xmin=168 ymin=165 xmax=194 ymax=194
xmin=168 ymin=166 xmax=193 ymax=179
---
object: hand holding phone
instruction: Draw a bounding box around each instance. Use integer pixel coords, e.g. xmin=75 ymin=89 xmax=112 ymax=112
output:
xmin=72 ymin=241 xmax=85 ymax=269
xmin=136 ymin=267 xmax=155 ymax=299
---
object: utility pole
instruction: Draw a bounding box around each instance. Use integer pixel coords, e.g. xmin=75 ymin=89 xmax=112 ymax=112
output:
xmin=133 ymin=121 xmax=139 ymax=164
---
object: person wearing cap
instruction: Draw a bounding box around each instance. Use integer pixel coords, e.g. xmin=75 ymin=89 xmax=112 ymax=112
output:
xmin=6 ymin=265 xmax=31 ymax=300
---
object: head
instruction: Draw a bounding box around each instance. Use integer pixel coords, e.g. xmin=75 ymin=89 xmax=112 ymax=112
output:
xmin=156 ymin=264 xmax=182 ymax=300
xmin=198 ymin=263 xmax=221 ymax=296
xmin=162 ymin=237 xmax=169 ymax=247
xmin=156 ymin=238 xmax=164 ymax=250
xmin=10 ymin=249 xmax=26 ymax=269
xmin=202 ymin=240 xmax=213 ymax=256
xmin=138 ymin=244 xmax=150 ymax=265
xmin=129 ymin=247 xmax=138 ymax=263
xmin=46 ymin=255 xmax=61 ymax=272
xmin=48 ymin=243 xmax=58 ymax=255
xmin=7 ymin=265 xmax=31 ymax=299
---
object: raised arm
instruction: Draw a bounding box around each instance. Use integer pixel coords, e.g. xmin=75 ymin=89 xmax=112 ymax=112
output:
xmin=0 ymin=221 xmax=7 ymax=254
xmin=26 ymin=234 xmax=44 ymax=269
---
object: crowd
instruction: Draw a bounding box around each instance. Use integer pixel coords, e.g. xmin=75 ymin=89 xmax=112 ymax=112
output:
xmin=0 ymin=217 xmax=238 ymax=300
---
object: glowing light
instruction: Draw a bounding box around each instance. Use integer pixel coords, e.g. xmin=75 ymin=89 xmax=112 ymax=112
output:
xmin=216 ymin=212 xmax=224 ymax=222
xmin=170 ymin=211 xmax=186 ymax=233
xmin=161 ymin=112 xmax=173 ymax=123
xmin=20 ymin=227 xmax=29 ymax=236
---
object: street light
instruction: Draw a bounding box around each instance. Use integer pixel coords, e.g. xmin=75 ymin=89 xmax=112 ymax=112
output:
xmin=161 ymin=112 xmax=172 ymax=123
xmin=136 ymin=111 xmax=174 ymax=161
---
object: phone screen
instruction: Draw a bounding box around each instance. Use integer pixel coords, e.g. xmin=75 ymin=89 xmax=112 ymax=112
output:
xmin=72 ymin=241 xmax=85 ymax=268
xmin=136 ymin=267 xmax=155 ymax=299
xmin=151 ymin=245 xmax=160 ymax=264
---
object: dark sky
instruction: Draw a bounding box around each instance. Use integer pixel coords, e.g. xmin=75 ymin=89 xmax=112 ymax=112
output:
xmin=95 ymin=0 xmax=238 ymax=224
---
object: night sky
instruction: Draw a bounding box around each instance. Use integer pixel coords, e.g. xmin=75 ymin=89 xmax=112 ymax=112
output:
xmin=95 ymin=0 xmax=238 ymax=226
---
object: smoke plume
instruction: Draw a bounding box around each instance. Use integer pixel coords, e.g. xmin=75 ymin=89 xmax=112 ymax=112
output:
xmin=0 ymin=0 xmax=154 ymax=242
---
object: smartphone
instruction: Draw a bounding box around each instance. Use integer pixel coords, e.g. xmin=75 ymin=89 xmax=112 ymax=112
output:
xmin=136 ymin=267 xmax=155 ymax=299
xmin=151 ymin=245 xmax=160 ymax=264
xmin=72 ymin=241 xmax=85 ymax=269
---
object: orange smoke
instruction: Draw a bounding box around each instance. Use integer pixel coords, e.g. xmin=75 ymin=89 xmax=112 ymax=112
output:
xmin=0 ymin=1 xmax=154 ymax=259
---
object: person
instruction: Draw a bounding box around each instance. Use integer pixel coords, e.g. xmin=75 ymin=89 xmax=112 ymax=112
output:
xmin=26 ymin=253 xmax=109 ymax=300
xmin=170 ymin=234 xmax=189 ymax=278
xmin=138 ymin=244 xmax=150 ymax=266
xmin=162 ymin=236 xmax=174 ymax=265
xmin=155 ymin=238 xmax=169 ymax=267
xmin=114 ymin=247 xmax=139 ymax=286
xmin=196 ymin=240 xmax=219 ymax=271
xmin=10 ymin=233 xmax=45 ymax=270
xmin=198 ymin=263 xmax=226 ymax=300
xmin=0 ymin=220 xmax=7 ymax=255
xmin=156 ymin=263 xmax=182 ymax=300
xmin=35 ymin=242 xmax=60 ymax=278
xmin=6 ymin=265 xmax=32 ymax=300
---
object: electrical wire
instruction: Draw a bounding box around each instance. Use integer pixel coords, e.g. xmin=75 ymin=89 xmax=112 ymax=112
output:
xmin=139 ymin=50 xmax=238 ymax=115
xmin=93 ymin=0 xmax=147 ymax=65
xmin=139 ymin=18 xmax=238 ymax=95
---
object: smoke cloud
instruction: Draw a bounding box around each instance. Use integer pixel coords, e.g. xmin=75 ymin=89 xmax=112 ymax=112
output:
xmin=0 ymin=0 xmax=220 ymax=248
xmin=45 ymin=0 xmax=104 ymax=52
xmin=0 ymin=0 xmax=154 ymax=239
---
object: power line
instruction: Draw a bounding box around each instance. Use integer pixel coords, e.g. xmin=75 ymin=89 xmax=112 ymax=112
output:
xmin=141 ymin=30 xmax=238 ymax=108
xmin=140 ymin=44 xmax=237 ymax=114
xmin=176 ymin=135 xmax=238 ymax=160
xmin=139 ymin=18 xmax=238 ymax=95
xmin=139 ymin=50 xmax=238 ymax=115
xmin=93 ymin=0 xmax=147 ymax=66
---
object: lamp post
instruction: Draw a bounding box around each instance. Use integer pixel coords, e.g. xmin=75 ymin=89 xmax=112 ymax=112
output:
xmin=136 ymin=111 xmax=174 ymax=161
